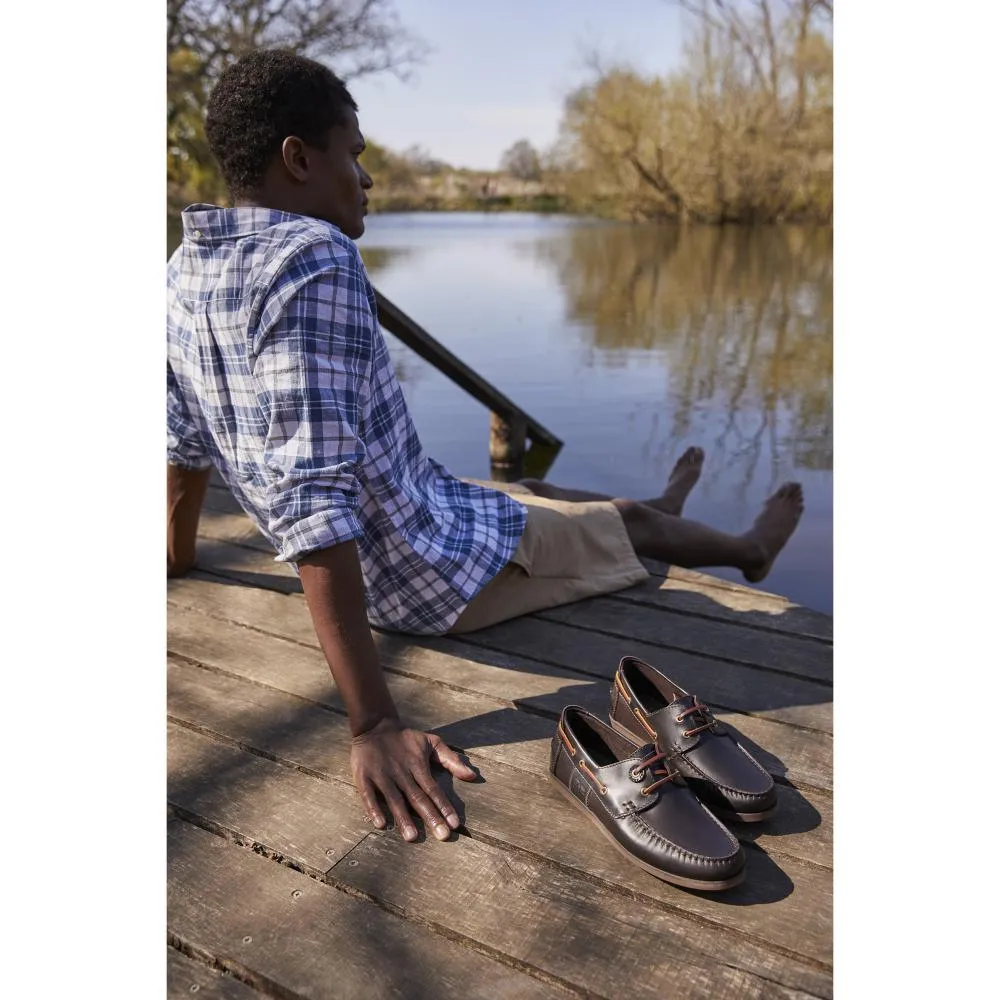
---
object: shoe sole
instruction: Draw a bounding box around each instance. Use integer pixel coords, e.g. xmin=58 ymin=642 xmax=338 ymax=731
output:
xmin=708 ymin=803 xmax=779 ymax=823
xmin=607 ymin=715 xmax=778 ymax=824
xmin=548 ymin=773 xmax=746 ymax=892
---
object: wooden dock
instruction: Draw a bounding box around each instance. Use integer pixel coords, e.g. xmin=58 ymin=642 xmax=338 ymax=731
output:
xmin=167 ymin=480 xmax=833 ymax=1000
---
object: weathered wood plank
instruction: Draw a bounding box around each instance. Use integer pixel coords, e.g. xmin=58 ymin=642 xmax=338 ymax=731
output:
xmin=623 ymin=561 xmax=833 ymax=641
xmin=457 ymin=612 xmax=832 ymax=735
xmin=167 ymin=662 xmax=831 ymax=969
xmin=168 ymin=819 xmax=571 ymax=1000
xmin=170 ymin=564 xmax=830 ymax=733
xmin=168 ymin=732 xmax=829 ymax=998
xmin=167 ymin=590 xmax=831 ymax=790
xmin=199 ymin=507 xmax=273 ymax=554
xmin=168 ymin=723 xmax=372 ymax=870
xmin=167 ymin=947 xmax=267 ymax=1000
xmin=167 ymin=607 xmax=553 ymax=777
xmin=176 ymin=536 xmax=834 ymax=745
xmin=186 ymin=533 xmax=832 ymax=721
xmin=169 ymin=656 xmax=829 ymax=869
xmin=335 ymin=832 xmax=830 ymax=1000
xmin=193 ymin=535 xmax=302 ymax=594
xmin=537 ymin=599 xmax=832 ymax=685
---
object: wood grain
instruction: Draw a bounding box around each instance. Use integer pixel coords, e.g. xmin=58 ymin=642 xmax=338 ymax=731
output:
xmin=166 ymin=662 xmax=831 ymax=972
xmin=169 ymin=819 xmax=571 ymax=1000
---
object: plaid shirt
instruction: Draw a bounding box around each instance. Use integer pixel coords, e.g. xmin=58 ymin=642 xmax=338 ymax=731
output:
xmin=167 ymin=205 xmax=526 ymax=634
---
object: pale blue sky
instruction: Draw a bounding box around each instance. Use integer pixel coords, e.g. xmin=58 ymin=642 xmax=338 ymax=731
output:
xmin=348 ymin=0 xmax=689 ymax=170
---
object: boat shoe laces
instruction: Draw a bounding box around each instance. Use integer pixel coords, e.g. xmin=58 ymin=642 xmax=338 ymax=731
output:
xmin=675 ymin=699 xmax=718 ymax=739
xmin=630 ymin=746 xmax=682 ymax=795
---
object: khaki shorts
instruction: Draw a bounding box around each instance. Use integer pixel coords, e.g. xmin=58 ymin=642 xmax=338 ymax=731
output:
xmin=449 ymin=481 xmax=649 ymax=634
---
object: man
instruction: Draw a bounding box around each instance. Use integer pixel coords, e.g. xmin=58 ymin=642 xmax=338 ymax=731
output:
xmin=167 ymin=49 xmax=804 ymax=845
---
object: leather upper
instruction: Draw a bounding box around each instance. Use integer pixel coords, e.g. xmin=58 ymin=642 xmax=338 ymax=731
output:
xmin=550 ymin=706 xmax=745 ymax=883
xmin=610 ymin=656 xmax=777 ymax=817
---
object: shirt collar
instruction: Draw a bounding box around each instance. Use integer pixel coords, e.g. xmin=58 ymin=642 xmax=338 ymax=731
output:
xmin=181 ymin=203 xmax=310 ymax=242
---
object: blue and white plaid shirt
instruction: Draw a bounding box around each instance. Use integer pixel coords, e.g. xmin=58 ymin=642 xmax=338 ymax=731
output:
xmin=167 ymin=205 xmax=526 ymax=634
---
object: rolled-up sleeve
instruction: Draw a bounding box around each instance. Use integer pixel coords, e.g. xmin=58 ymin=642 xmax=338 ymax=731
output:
xmin=250 ymin=250 xmax=373 ymax=562
xmin=167 ymin=360 xmax=212 ymax=470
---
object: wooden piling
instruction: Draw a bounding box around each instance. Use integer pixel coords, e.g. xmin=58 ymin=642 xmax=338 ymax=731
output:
xmin=489 ymin=412 xmax=527 ymax=478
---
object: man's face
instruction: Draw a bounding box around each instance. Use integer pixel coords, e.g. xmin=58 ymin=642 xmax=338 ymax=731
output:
xmin=308 ymin=111 xmax=373 ymax=239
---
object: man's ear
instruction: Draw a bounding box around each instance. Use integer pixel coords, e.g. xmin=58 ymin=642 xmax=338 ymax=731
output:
xmin=280 ymin=136 xmax=310 ymax=182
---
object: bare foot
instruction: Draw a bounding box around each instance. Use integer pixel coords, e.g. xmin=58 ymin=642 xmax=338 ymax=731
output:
xmin=658 ymin=447 xmax=705 ymax=516
xmin=741 ymin=483 xmax=805 ymax=583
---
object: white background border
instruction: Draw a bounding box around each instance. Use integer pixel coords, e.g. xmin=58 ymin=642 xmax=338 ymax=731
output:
xmin=4 ymin=1 xmax=999 ymax=994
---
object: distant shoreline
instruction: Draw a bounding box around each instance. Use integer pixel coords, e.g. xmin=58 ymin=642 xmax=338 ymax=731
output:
xmin=167 ymin=200 xmax=832 ymax=247
xmin=363 ymin=205 xmax=832 ymax=226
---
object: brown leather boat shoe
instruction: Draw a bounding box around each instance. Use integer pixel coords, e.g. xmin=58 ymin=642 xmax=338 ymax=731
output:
xmin=549 ymin=705 xmax=746 ymax=891
xmin=608 ymin=656 xmax=778 ymax=823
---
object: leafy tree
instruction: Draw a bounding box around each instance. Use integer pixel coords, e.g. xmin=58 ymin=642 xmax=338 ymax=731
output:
xmin=167 ymin=1 xmax=428 ymax=206
xmin=556 ymin=0 xmax=832 ymax=222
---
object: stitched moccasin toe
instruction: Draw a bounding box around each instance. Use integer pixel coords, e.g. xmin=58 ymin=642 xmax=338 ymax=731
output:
xmin=608 ymin=656 xmax=778 ymax=823
xmin=549 ymin=706 xmax=745 ymax=891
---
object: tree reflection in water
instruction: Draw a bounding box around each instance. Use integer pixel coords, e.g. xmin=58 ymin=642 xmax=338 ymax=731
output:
xmin=526 ymin=223 xmax=832 ymax=501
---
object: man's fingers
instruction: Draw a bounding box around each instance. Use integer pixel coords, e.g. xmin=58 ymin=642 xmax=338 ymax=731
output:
xmin=358 ymin=778 xmax=386 ymax=830
xmin=398 ymin=773 xmax=451 ymax=842
xmin=379 ymin=781 xmax=418 ymax=842
xmin=430 ymin=737 xmax=478 ymax=782
xmin=412 ymin=765 xmax=461 ymax=833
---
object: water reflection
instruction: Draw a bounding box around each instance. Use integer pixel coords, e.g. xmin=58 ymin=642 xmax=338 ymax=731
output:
xmin=358 ymin=245 xmax=414 ymax=275
xmin=530 ymin=224 xmax=832 ymax=496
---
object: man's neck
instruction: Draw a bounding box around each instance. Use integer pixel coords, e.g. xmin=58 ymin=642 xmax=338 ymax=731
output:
xmin=235 ymin=187 xmax=309 ymax=218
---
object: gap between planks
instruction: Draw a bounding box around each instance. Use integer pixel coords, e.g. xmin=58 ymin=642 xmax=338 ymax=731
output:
xmin=169 ymin=583 xmax=832 ymax=739
xmin=166 ymin=643 xmax=830 ymax=800
xmin=168 ymin=744 xmax=831 ymax=992
xmin=170 ymin=813 xmax=608 ymax=1000
xmin=166 ymin=663 xmax=831 ymax=978
xmin=168 ymin=707 xmax=829 ymax=877
xmin=193 ymin=547 xmax=831 ymax=688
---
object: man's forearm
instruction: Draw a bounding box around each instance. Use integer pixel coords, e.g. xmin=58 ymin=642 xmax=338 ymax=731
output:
xmin=167 ymin=464 xmax=212 ymax=576
xmin=298 ymin=539 xmax=398 ymax=737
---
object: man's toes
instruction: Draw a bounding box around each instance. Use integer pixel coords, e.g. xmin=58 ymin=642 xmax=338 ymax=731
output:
xmin=674 ymin=446 xmax=704 ymax=472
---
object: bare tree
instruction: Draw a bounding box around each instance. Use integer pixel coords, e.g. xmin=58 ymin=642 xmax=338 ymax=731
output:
xmin=670 ymin=0 xmax=832 ymax=119
xmin=168 ymin=0 xmax=429 ymax=86
xmin=500 ymin=139 xmax=542 ymax=181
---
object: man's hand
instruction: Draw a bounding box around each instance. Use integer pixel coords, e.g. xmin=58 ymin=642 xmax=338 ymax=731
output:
xmin=351 ymin=718 xmax=477 ymax=842
xmin=298 ymin=540 xmax=477 ymax=842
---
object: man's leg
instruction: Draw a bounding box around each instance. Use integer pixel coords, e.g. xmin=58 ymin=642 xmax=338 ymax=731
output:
xmin=611 ymin=483 xmax=804 ymax=584
xmin=520 ymin=446 xmax=705 ymax=517
xmin=518 ymin=445 xmax=803 ymax=581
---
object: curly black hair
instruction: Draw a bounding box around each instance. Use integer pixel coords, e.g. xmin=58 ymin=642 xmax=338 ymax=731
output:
xmin=205 ymin=49 xmax=358 ymax=199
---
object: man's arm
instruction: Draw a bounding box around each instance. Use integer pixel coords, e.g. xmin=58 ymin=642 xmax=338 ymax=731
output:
xmin=167 ymin=463 xmax=211 ymax=576
xmin=253 ymin=248 xmax=475 ymax=842
xmin=298 ymin=539 xmax=475 ymax=842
